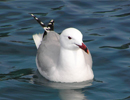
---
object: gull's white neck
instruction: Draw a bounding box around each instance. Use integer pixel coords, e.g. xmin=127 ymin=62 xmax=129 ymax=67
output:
xmin=58 ymin=47 xmax=86 ymax=70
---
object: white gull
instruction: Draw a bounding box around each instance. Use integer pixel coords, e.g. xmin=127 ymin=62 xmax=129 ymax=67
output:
xmin=31 ymin=14 xmax=94 ymax=83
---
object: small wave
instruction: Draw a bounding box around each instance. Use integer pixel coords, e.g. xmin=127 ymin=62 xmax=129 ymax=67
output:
xmin=100 ymin=43 xmax=130 ymax=49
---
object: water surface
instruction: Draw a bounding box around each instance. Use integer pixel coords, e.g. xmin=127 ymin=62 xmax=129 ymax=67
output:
xmin=0 ymin=0 xmax=130 ymax=100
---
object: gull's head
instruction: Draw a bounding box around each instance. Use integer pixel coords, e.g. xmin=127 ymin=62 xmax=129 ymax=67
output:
xmin=60 ymin=28 xmax=89 ymax=54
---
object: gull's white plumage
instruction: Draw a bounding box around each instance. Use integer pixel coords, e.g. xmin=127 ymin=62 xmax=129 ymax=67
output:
xmin=32 ymin=14 xmax=94 ymax=83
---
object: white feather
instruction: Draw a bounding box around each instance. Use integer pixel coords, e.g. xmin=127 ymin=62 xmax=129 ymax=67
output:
xmin=33 ymin=33 xmax=43 ymax=49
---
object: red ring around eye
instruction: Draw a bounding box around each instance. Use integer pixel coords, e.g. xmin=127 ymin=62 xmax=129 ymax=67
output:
xmin=68 ymin=36 xmax=72 ymax=39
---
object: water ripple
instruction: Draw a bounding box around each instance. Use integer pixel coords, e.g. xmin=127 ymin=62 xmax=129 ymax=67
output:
xmin=100 ymin=43 xmax=130 ymax=49
xmin=51 ymin=5 xmax=64 ymax=10
xmin=111 ymin=12 xmax=130 ymax=17
xmin=0 ymin=68 xmax=33 ymax=81
xmin=94 ymin=8 xmax=122 ymax=14
xmin=0 ymin=32 xmax=10 ymax=37
xmin=30 ymin=13 xmax=48 ymax=16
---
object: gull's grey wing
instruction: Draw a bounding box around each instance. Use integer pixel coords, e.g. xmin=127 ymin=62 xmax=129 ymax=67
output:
xmin=36 ymin=31 xmax=60 ymax=72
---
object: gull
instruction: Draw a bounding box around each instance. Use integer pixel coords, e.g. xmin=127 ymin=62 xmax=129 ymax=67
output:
xmin=31 ymin=14 xmax=94 ymax=83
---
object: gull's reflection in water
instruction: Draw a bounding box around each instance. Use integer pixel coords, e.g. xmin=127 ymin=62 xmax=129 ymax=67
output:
xmin=59 ymin=90 xmax=87 ymax=100
xmin=32 ymin=70 xmax=93 ymax=100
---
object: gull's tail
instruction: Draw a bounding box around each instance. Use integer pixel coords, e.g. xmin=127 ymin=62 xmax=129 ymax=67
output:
xmin=31 ymin=14 xmax=54 ymax=49
xmin=31 ymin=14 xmax=54 ymax=32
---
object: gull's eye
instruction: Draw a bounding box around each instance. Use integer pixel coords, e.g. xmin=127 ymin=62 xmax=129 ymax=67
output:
xmin=68 ymin=36 xmax=72 ymax=40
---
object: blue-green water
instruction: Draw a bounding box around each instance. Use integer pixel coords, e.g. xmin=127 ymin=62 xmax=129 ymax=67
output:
xmin=0 ymin=0 xmax=130 ymax=100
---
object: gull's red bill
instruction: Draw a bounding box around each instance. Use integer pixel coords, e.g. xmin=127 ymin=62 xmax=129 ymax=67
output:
xmin=78 ymin=43 xmax=89 ymax=54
